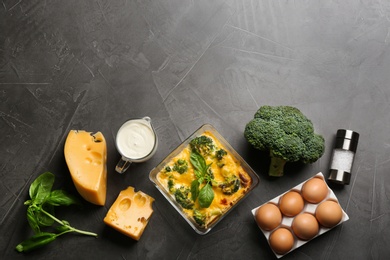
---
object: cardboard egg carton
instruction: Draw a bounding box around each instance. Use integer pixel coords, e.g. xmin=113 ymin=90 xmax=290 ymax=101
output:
xmin=251 ymin=172 xmax=349 ymax=258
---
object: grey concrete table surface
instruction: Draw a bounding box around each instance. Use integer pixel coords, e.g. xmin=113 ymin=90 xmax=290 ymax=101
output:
xmin=1 ymin=1 xmax=389 ymax=259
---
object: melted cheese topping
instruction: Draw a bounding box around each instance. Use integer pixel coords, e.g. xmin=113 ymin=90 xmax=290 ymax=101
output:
xmin=64 ymin=130 xmax=107 ymax=206
xmin=156 ymin=131 xmax=252 ymax=228
xmin=104 ymin=186 xmax=154 ymax=240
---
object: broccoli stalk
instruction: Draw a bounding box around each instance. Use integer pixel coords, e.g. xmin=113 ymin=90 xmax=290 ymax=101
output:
xmin=244 ymin=105 xmax=325 ymax=177
xmin=269 ymin=151 xmax=287 ymax=177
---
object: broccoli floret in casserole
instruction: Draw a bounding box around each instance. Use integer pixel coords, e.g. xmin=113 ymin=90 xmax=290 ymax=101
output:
xmin=173 ymin=159 xmax=188 ymax=174
xmin=189 ymin=136 xmax=215 ymax=156
xmin=174 ymin=186 xmax=194 ymax=209
xmin=215 ymin=148 xmax=227 ymax=160
xmin=218 ymin=175 xmax=240 ymax=195
xmin=193 ymin=209 xmax=206 ymax=226
xmin=167 ymin=177 xmax=175 ymax=192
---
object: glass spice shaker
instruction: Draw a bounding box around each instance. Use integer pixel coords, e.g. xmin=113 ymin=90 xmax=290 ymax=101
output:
xmin=328 ymin=129 xmax=360 ymax=185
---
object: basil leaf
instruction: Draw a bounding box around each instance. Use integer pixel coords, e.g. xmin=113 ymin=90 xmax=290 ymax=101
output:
xmin=193 ymin=169 xmax=202 ymax=179
xmin=198 ymin=183 xmax=214 ymax=208
xmin=46 ymin=190 xmax=80 ymax=207
xmin=190 ymin=180 xmax=200 ymax=201
xmin=15 ymin=232 xmax=57 ymax=253
xmin=26 ymin=207 xmax=40 ymax=234
xmin=36 ymin=204 xmax=54 ymax=227
xmin=29 ymin=172 xmax=55 ymax=204
xmin=190 ymin=151 xmax=207 ymax=174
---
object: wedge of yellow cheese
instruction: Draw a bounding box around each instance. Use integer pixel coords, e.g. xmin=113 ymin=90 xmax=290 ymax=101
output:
xmin=64 ymin=130 xmax=107 ymax=206
xmin=104 ymin=186 xmax=154 ymax=240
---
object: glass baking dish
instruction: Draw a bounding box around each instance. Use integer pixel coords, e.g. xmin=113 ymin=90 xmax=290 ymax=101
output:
xmin=149 ymin=124 xmax=260 ymax=235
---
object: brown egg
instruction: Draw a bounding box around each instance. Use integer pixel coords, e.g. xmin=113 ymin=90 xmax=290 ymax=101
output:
xmin=315 ymin=200 xmax=343 ymax=228
xmin=301 ymin=177 xmax=329 ymax=204
xmin=292 ymin=213 xmax=319 ymax=240
xmin=269 ymin=227 xmax=294 ymax=255
xmin=279 ymin=191 xmax=304 ymax=217
xmin=255 ymin=203 xmax=282 ymax=231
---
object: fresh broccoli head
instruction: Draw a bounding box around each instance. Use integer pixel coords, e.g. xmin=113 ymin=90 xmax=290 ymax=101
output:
xmin=244 ymin=105 xmax=325 ymax=177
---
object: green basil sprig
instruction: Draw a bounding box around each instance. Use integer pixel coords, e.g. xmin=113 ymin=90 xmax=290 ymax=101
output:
xmin=16 ymin=172 xmax=97 ymax=253
xmin=190 ymin=151 xmax=214 ymax=208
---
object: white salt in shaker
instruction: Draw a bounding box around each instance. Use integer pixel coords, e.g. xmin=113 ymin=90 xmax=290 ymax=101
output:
xmin=328 ymin=129 xmax=359 ymax=185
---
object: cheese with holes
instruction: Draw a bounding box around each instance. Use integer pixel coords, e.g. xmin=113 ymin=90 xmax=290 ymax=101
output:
xmin=64 ymin=130 xmax=107 ymax=206
xmin=104 ymin=186 xmax=154 ymax=240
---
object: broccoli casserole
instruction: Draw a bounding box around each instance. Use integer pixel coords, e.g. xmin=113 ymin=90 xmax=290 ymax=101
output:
xmin=156 ymin=130 xmax=254 ymax=229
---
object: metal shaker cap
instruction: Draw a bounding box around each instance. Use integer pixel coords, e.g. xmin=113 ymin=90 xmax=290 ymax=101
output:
xmin=328 ymin=169 xmax=351 ymax=185
xmin=335 ymin=129 xmax=359 ymax=152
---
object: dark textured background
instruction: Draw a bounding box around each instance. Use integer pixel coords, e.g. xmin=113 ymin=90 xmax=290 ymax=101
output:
xmin=1 ymin=0 xmax=390 ymax=259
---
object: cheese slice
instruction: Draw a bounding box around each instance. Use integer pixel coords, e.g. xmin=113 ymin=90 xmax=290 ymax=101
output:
xmin=104 ymin=186 xmax=154 ymax=240
xmin=64 ymin=130 xmax=107 ymax=206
